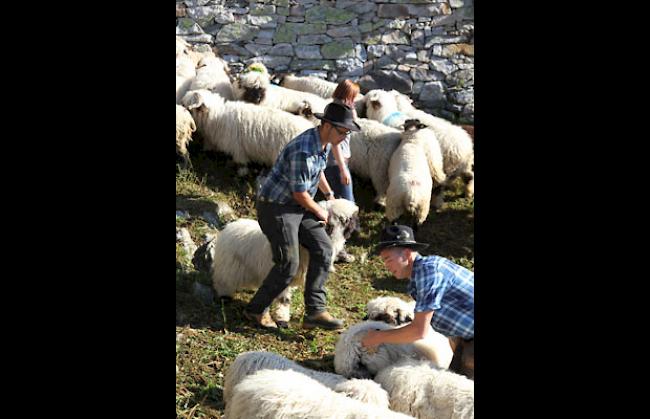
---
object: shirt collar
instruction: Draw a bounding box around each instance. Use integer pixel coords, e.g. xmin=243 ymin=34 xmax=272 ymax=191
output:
xmin=412 ymin=253 xmax=423 ymax=275
xmin=313 ymin=127 xmax=330 ymax=158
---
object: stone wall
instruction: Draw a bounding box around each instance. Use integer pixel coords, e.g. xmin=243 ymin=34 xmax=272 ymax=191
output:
xmin=177 ymin=0 xmax=474 ymax=123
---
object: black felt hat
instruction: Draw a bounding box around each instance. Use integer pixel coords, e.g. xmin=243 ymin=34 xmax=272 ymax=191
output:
xmin=314 ymin=102 xmax=361 ymax=132
xmin=373 ymin=225 xmax=429 ymax=254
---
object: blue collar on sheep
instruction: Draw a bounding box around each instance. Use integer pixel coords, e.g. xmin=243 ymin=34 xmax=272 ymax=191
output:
xmin=383 ymin=111 xmax=406 ymax=127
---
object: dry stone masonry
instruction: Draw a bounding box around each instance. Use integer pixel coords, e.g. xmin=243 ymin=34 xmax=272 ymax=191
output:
xmin=177 ymin=0 xmax=474 ymax=123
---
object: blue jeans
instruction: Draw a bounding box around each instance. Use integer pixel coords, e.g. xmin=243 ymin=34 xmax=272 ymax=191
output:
xmin=324 ymin=165 xmax=355 ymax=202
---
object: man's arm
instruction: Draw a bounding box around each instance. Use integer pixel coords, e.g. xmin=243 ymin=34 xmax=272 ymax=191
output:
xmin=361 ymin=310 xmax=433 ymax=348
xmin=293 ymin=191 xmax=329 ymax=222
xmin=317 ymin=172 xmax=335 ymax=199
xmin=331 ymin=143 xmax=350 ymax=185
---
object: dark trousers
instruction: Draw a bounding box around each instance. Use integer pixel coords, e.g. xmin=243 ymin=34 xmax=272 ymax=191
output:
xmin=449 ymin=337 xmax=474 ymax=380
xmin=246 ymin=199 xmax=333 ymax=316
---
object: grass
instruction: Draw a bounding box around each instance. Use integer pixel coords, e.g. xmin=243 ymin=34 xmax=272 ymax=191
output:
xmin=176 ymin=144 xmax=473 ymax=418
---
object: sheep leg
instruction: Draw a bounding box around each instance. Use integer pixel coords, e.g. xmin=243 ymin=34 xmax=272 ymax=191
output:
xmin=178 ymin=153 xmax=193 ymax=171
xmin=371 ymin=171 xmax=389 ymax=208
xmin=462 ymin=171 xmax=474 ymax=198
xmin=431 ymin=185 xmax=445 ymax=210
xmin=236 ymin=166 xmax=249 ymax=177
xmin=272 ymin=286 xmax=294 ymax=328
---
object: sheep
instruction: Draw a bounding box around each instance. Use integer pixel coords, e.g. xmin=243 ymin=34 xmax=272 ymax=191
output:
xmin=176 ymin=36 xmax=216 ymax=67
xmin=189 ymin=55 xmax=234 ymax=101
xmin=364 ymin=296 xmax=455 ymax=370
xmin=180 ymin=89 xmax=314 ymax=168
xmin=176 ymin=54 xmax=196 ymax=104
xmin=347 ymin=118 xmax=403 ymax=206
xmin=365 ymin=89 xmax=410 ymax=129
xmin=390 ymin=90 xmax=474 ymax=204
xmin=334 ymin=321 xmax=444 ymax=379
xmin=365 ymin=296 xmax=416 ymax=326
xmin=175 ymin=36 xmax=190 ymax=58
xmin=176 ymin=105 xmax=196 ymax=169
xmin=224 ymin=369 xmax=415 ymax=419
xmin=277 ymin=73 xmax=339 ymax=99
xmin=276 ymin=73 xmax=367 ymax=116
xmin=460 ymin=124 xmax=474 ymax=141
xmin=223 ymin=351 xmax=390 ymax=409
xmin=211 ymin=198 xmax=359 ymax=326
xmin=385 ymin=119 xmax=447 ymax=226
xmin=232 ymin=63 xmax=331 ymax=117
xmin=374 ymin=358 xmax=474 ymax=419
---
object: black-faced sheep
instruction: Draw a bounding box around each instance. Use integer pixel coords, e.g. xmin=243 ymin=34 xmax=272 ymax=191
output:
xmin=385 ymin=119 xmax=446 ymax=227
xmin=211 ymin=199 xmax=359 ymax=327
xmin=180 ymin=89 xmax=314 ymax=169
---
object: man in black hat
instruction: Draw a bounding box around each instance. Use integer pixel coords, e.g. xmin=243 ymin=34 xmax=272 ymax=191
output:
xmin=361 ymin=225 xmax=475 ymax=378
xmin=243 ymin=102 xmax=361 ymax=330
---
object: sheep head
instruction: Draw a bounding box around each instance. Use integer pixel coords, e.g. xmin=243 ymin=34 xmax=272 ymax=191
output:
xmin=297 ymin=100 xmax=318 ymax=125
xmin=403 ymin=118 xmax=427 ymax=132
xmin=366 ymin=90 xmax=383 ymax=111
xmin=271 ymin=71 xmax=291 ymax=86
xmin=366 ymin=297 xmax=416 ymax=326
xmin=318 ymin=199 xmax=360 ymax=240
xmin=181 ymin=89 xmax=223 ymax=114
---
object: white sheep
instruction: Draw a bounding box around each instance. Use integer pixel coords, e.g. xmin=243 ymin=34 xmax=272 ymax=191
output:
xmin=391 ymin=90 xmax=474 ymax=205
xmin=176 ymin=105 xmax=196 ymax=168
xmin=365 ymin=296 xmax=454 ymax=370
xmin=374 ymin=358 xmax=474 ymax=419
xmin=365 ymin=89 xmax=410 ymax=129
xmin=176 ymin=36 xmax=191 ymax=58
xmin=180 ymin=89 xmax=314 ymax=168
xmin=189 ymin=55 xmax=234 ymax=101
xmin=278 ymin=73 xmax=339 ymax=99
xmin=223 ymin=351 xmax=390 ymax=409
xmin=347 ymin=118 xmax=403 ymax=206
xmin=385 ymin=119 xmax=447 ymax=226
xmin=176 ymin=54 xmax=196 ymax=104
xmin=211 ymin=198 xmax=359 ymax=326
xmin=232 ymin=63 xmax=331 ymax=117
xmin=365 ymin=296 xmax=417 ymax=325
xmin=277 ymin=73 xmax=366 ymax=116
xmin=225 ymin=369 xmax=415 ymax=419
xmin=176 ymin=36 xmax=216 ymax=67
xmin=334 ymin=321 xmax=441 ymax=379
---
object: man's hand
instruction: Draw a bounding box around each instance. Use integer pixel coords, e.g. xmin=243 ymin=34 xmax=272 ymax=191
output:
xmin=339 ymin=168 xmax=350 ymax=185
xmin=318 ymin=208 xmax=329 ymax=223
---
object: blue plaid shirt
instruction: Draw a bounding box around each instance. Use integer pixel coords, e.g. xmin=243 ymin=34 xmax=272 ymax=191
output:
xmin=408 ymin=254 xmax=474 ymax=339
xmin=259 ymin=127 xmax=330 ymax=204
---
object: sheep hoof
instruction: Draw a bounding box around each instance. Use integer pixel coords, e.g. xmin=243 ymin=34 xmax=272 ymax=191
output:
xmin=275 ymin=320 xmax=289 ymax=329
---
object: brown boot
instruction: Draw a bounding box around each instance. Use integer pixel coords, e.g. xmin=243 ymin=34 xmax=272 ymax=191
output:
xmin=302 ymin=311 xmax=345 ymax=330
xmin=243 ymin=309 xmax=278 ymax=329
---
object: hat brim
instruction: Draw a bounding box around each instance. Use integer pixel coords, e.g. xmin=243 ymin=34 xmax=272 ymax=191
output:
xmin=314 ymin=113 xmax=361 ymax=132
xmin=372 ymin=241 xmax=429 ymax=256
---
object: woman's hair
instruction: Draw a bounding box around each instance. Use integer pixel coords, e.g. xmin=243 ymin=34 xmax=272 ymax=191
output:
xmin=332 ymin=80 xmax=360 ymax=106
